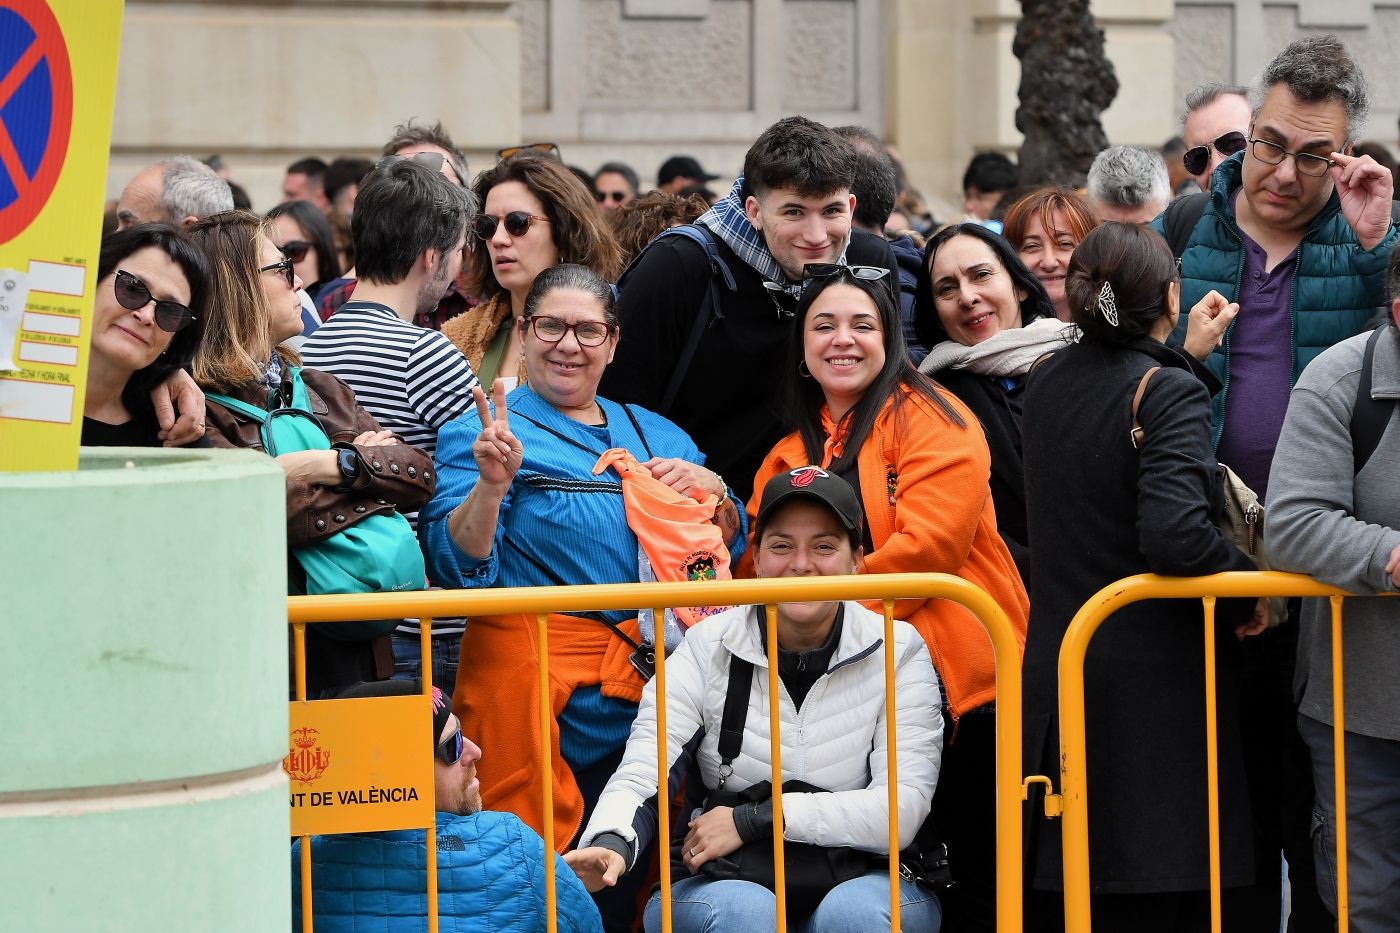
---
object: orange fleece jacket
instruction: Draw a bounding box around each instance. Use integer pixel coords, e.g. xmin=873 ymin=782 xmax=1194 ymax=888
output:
xmin=747 ymin=388 xmax=1028 ymax=719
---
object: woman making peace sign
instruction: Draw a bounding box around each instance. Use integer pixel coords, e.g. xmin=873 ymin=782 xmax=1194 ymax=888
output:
xmin=419 ymin=264 xmax=746 ymax=927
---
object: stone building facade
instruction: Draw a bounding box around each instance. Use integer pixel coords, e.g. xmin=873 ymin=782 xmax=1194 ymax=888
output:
xmin=109 ymin=0 xmax=1400 ymax=218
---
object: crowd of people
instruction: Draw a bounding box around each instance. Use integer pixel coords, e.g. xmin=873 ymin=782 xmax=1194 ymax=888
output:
xmin=83 ymin=32 xmax=1400 ymax=933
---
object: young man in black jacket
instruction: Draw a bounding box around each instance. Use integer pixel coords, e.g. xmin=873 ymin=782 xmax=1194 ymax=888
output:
xmin=599 ymin=116 xmax=899 ymax=501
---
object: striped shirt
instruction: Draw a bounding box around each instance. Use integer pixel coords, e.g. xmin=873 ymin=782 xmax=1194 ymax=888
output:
xmin=301 ymin=300 xmax=478 ymax=638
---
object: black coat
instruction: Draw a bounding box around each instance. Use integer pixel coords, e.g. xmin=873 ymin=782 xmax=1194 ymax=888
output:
xmin=1021 ymin=337 xmax=1256 ymax=894
xmin=934 ymin=369 xmax=1029 ymax=579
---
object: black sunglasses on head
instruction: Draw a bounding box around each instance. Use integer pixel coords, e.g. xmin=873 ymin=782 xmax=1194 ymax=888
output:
xmin=113 ymin=270 xmax=196 ymax=333
xmin=1182 ymin=131 xmax=1248 ymax=176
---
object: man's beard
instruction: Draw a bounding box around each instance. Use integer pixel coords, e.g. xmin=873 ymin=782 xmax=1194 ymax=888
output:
xmin=459 ymin=764 xmax=482 ymax=815
xmin=416 ymin=262 xmax=453 ymax=317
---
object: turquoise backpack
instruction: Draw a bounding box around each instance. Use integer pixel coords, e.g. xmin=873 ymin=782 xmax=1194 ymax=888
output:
xmin=207 ymin=367 xmax=425 ymax=640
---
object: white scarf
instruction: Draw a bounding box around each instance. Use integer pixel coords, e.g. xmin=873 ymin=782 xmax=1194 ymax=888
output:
xmin=918 ymin=317 xmax=1078 ymax=378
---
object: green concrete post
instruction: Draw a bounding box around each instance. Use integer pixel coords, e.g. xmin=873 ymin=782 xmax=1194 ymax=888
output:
xmin=0 ymin=447 xmax=290 ymax=930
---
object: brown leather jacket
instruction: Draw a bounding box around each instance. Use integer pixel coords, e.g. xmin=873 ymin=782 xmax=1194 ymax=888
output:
xmin=202 ymin=366 xmax=434 ymax=548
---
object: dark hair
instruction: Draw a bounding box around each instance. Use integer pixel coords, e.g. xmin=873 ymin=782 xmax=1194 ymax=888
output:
xmin=97 ymin=224 xmax=210 ymax=419
xmin=962 ymin=152 xmax=1018 ymax=194
xmin=266 ymin=200 xmax=342 ymax=289
xmin=352 ymin=159 xmax=472 ymax=286
xmin=784 ymin=271 xmax=964 ymax=472
xmin=1249 ymin=35 xmax=1370 ymax=144
xmin=742 ymin=116 xmax=856 ymax=200
xmin=1161 ymin=136 xmax=1187 ymax=158
xmin=286 ymin=157 xmax=327 ymax=179
xmin=1065 ymin=222 xmax=1178 ymax=342
xmin=913 ymin=223 xmax=1055 ymax=347
xmin=608 ymin=190 xmax=709 ymax=267
xmin=832 ymin=125 xmax=898 ymax=231
xmin=381 ymin=119 xmax=468 ymax=185
xmin=1352 ymin=142 xmax=1397 ymax=180
xmin=567 ymin=165 xmax=596 ymax=192
xmin=227 ymin=181 xmax=252 ymax=211
xmin=595 ymin=162 xmax=640 ymax=195
xmin=465 ymin=152 xmax=623 ymax=301
xmin=520 ymin=263 xmax=618 ymax=327
xmin=1385 ymin=237 xmax=1400 ymax=305
xmin=323 ymin=157 xmax=374 ymax=204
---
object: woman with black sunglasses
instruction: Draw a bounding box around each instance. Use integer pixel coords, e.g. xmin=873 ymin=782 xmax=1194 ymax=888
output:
xmin=83 ymin=224 xmax=211 ymax=447
xmin=266 ymin=199 xmax=342 ymax=303
xmin=441 ymin=152 xmax=622 ymax=388
xmin=185 ymin=210 xmax=435 ymax=699
xmin=748 ymin=265 xmax=1030 ymax=933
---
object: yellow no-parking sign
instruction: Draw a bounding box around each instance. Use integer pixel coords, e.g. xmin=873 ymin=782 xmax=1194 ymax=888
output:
xmin=0 ymin=0 xmax=122 ymax=471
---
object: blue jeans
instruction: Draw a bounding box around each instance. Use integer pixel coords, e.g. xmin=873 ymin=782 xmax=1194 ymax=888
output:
xmin=389 ymin=630 xmax=461 ymax=694
xmin=1298 ymin=713 xmax=1400 ymax=933
xmin=643 ymin=869 xmax=941 ymax=933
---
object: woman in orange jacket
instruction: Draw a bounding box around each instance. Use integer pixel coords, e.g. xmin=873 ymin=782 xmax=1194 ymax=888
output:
xmin=748 ymin=264 xmax=1028 ymax=933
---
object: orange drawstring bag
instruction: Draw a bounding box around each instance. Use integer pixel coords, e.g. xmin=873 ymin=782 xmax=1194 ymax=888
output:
xmin=593 ymin=448 xmax=732 ymax=644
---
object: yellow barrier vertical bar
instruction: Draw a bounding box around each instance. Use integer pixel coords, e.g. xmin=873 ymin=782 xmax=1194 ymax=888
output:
xmin=1202 ymin=598 xmax=1222 ymax=933
xmin=422 ymin=619 xmax=439 ymax=933
xmin=882 ymin=599 xmax=901 ymax=933
xmin=765 ymin=603 xmax=787 ymax=932
xmin=1331 ymin=595 xmax=1348 ymax=932
xmin=538 ymin=612 xmax=557 ymax=933
xmin=294 ymin=622 xmax=314 ymax=933
xmin=654 ymin=608 xmax=673 ymax=933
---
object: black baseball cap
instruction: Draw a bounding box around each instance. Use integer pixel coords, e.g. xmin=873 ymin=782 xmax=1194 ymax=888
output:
xmin=658 ymin=155 xmax=719 ymax=185
xmin=755 ymin=466 xmax=863 ymax=540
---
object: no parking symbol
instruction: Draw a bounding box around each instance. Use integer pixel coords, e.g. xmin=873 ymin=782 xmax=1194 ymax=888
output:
xmin=0 ymin=0 xmax=72 ymax=245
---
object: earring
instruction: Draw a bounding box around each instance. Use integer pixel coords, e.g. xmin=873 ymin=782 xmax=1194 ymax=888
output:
xmin=798 ymin=360 xmax=812 ymax=378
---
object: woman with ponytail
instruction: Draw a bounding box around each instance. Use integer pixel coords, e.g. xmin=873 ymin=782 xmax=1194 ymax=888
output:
xmin=1020 ymin=222 xmax=1268 ymax=931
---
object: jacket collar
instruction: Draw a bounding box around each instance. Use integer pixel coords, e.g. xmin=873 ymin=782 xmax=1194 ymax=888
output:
xmin=721 ymin=601 xmax=883 ymax=672
xmin=1209 ymin=150 xmax=1343 ymax=236
xmin=1371 ymin=325 xmax=1400 ymax=399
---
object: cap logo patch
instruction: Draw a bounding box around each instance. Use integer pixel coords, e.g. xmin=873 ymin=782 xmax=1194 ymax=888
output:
xmin=789 ymin=466 xmax=828 ymax=488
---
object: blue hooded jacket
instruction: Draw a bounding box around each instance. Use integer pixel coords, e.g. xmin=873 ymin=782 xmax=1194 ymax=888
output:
xmin=291 ymin=810 xmax=602 ymax=932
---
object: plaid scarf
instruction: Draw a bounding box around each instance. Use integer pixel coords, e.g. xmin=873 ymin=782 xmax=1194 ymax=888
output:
xmin=258 ymin=353 xmax=284 ymax=395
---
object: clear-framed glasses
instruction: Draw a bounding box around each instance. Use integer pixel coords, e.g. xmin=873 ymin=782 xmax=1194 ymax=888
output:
xmin=523 ymin=315 xmax=616 ymax=347
xmin=1246 ymin=137 xmax=1336 ymax=177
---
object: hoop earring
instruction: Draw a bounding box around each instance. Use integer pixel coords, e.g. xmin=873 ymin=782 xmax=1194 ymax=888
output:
xmin=798 ymin=360 xmax=812 ymax=378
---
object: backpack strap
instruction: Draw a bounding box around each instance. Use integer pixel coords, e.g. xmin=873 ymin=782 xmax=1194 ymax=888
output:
xmin=1164 ymin=192 xmax=1209 ymax=260
xmin=205 ymin=392 xmax=269 ymax=424
xmin=1352 ymin=326 xmax=1397 ymax=475
xmin=1129 ymin=367 xmax=1160 ymax=450
xmin=715 ymin=653 xmax=755 ymax=790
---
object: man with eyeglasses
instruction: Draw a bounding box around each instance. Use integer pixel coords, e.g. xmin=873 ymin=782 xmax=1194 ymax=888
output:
xmin=292 ymin=680 xmax=602 ymax=932
xmin=1151 ymin=36 xmax=1398 ymax=933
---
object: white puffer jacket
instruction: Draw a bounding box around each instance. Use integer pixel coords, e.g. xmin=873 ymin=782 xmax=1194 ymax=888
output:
xmin=578 ymin=602 xmax=944 ymax=868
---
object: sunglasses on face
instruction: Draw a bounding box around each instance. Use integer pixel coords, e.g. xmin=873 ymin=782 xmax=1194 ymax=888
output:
xmin=496 ymin=142 xmax=561 ymax=161
xmin=471 ymin=211 xmax=551 ymax=240
xmin=279 ymin=240 xmax=311 ymax=263
xmin=1182 ymin=131 xmax=1248 ymax=176
xmin=594 ymin=191 xmax=628 ymax=204
xmin=375 ymin=151 xmax=464 ymax=186
xmin=260 ymin=257 xmax=296 ymax=289
xmin=113 ymin=270 xmax=197 ymax=333
xmin=522 ymin=314 xmax=616 ymax=347
xmin=436 ymin=726 xmax=465 ymax=765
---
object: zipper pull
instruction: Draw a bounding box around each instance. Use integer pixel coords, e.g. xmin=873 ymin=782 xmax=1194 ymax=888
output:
xmin=1245 ymin=504 xmax=1259 ymax=554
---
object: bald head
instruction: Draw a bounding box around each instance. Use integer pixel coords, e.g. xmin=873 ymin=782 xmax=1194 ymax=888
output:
xmin=116 ymin=156 xmax=233 ymax=230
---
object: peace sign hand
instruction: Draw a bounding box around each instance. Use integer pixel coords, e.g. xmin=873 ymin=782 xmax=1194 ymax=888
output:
xmin=470 ymin=379 xmax=522 ymax=491
xmin=1331 ymin=151 xmax=1394 ymax=251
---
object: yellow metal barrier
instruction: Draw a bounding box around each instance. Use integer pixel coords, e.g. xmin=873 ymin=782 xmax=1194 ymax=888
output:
xmin=288 ymin=573 xmax=1023 ymax=933
xmin=1046 ymin=571 xmax=1385 ymax=933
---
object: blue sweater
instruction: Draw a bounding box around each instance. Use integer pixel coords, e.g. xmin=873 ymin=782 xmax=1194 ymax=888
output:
xmin=419 ymin=387 xmax=745 ymax=769
xmin=290 ymin=809 xmax=601 ymax=933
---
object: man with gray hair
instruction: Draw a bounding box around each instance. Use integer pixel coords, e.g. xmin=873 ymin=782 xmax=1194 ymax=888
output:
xmin=1150 ymin=35 xmax=1396 ymax=933
xmin=1086 ymin=145 xmax=1170 ymax=223
xmin=114 ymin=155 xmax=234 ymax=230
xmin=1180 ymin=83 xmax=1252 ymax=191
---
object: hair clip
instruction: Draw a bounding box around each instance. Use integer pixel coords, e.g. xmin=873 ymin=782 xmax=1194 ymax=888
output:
xmin=1097 ymin=281 xmax=1119 ymax=327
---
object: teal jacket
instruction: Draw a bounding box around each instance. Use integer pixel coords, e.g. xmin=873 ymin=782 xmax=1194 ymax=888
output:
xmin=1151 ymin=152 xmax=1397 ymax=446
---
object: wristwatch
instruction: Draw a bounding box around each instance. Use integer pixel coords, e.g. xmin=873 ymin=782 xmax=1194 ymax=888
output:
xmin=333 ymin=447 xmax=361 ymax=493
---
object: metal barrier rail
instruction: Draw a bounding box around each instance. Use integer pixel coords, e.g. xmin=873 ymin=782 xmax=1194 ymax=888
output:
xmin=288 ymin=573 xmax=1022 ymax=933
xmin=1043 ymin=571 xmax=1390 ymax=933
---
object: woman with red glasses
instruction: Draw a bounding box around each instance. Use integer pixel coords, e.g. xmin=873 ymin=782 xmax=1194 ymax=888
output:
xmin=441 ymin=152 xmax=622 ymax=388
xmin=83 ymin=224 xmax=211 ymax=447
xmin=186 ymin=210 xmax=435 ymax=699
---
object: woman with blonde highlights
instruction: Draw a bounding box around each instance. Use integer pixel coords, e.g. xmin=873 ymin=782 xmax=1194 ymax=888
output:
xmin=1002 ymin=187 xmax=1098 ymax=321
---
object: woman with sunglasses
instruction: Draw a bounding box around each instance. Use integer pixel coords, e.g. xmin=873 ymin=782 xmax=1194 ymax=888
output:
xmin=420 ymin=263 xmax=744 ymax=930
xmin=748 ymin=265 xmax=1029 ymax=933
xmin=441 ymin=152 xmax=622 ymax=388
xmin=1001 ymin=187 xmax=1099 ymax=321
xmin=185 ymin=210 xmax=435 ymax=698
xmin=83 ymin=224 xmax=210 ymax=447
xmin=266 ymin=199 xmax=342 ymax=303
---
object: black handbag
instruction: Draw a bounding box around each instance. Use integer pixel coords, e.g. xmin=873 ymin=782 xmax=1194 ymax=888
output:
xmin=688 ymin=656 xmax=952 ymax=915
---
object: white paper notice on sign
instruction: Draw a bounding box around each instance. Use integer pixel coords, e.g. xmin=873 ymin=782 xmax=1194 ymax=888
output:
xmin=0 ymin=269 xmax=30 ymax=373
